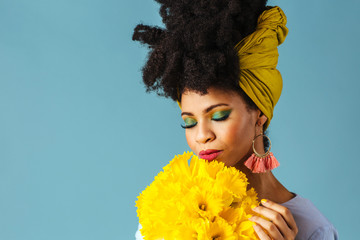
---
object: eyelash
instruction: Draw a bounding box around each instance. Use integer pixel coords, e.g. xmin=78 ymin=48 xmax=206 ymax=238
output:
xmin=212 ymin=114 xmax=230 ymax=121
xmin=181 ymin=123 xmax=197 ymax=129
xmin=181 ymin=111 xmax=231 ymax=129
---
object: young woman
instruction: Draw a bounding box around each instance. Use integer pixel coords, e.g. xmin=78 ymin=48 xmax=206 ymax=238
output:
xmin=133 ymin=1 xmax=338 ymax=239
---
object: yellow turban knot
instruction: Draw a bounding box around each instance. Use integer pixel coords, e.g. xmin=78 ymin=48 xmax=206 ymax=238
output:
xmin=234 ymin=6 xmax=288 ymax=130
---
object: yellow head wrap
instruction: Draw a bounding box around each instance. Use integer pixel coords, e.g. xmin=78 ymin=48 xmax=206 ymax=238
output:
xmin=178 ymin=6 xmax=288 ymax=130
xmin=234 ymin=6 xmax=288 ymax=130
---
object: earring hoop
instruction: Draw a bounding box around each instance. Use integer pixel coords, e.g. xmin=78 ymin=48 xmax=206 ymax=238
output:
xmin=252 ymin=134 xmax=271 ymax=158
xmin=244 ymin=133 xmax=280 ymax=173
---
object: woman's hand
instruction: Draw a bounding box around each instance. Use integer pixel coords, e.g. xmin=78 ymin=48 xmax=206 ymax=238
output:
xmin=249 ymin=199 xmax=298 ymax=240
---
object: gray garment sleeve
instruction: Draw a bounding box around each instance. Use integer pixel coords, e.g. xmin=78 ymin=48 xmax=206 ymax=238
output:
xmin=308 ymin=226 xmax=339 ymax=240
xmin=281 ymin=193 xmax=338 ymax=240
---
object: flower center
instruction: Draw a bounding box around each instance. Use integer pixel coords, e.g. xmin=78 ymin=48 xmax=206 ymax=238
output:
xmin=199 ymin=204 xmax=207 ymax=211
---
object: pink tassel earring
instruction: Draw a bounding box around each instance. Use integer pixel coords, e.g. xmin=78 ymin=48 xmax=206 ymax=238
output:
xmin=244 ymin=134 xmax=280 ymax=173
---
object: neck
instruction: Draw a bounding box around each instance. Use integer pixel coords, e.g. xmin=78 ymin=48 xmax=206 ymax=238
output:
xmin=235 ymin=154 xmax=294 ymax=204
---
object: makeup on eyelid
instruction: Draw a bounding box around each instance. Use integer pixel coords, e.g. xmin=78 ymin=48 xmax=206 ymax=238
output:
xmin=181 ymin=109 xmax=232 ymax=129
xmin=181 ymin=117 xmax=197 ymax=129
xmin=211 ymin=109 xmax=232 ymax=120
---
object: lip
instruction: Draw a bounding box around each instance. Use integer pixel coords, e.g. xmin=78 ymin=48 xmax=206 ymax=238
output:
xmin=198 ymin=149 xmax=223 ymax=162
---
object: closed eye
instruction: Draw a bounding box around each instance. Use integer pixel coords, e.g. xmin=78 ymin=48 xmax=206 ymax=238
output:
xmin=181 ymin=122 xmax=197 ymax=129
xmin=211 ymin=109 xmax=232 ymax=121
xmin=181 ymin=117 xmax=197 ymax=129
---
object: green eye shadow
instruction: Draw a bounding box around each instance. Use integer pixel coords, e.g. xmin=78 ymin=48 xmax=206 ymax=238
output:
xmin=211 ymin=109 xmax=232 ymax=121
xmin=182 ymin=117 xmax=197 ymax=128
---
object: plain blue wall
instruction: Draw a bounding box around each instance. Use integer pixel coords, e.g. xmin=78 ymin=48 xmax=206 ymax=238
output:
xmin=0 ymin=0 xmax=358 ymax=239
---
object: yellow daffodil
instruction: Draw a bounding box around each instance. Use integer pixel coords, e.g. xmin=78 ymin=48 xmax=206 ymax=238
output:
xmin=136 ymin=152 xmax=260 ymax=240
xmin=198 ymin=217 xmax=236 ymax=240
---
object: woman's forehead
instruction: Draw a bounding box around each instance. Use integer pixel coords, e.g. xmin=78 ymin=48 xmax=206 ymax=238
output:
xmin=180 ymin=87 xmax=245 ymax=112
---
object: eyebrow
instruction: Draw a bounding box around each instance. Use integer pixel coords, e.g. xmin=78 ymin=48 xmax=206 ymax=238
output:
xmin=181 ymin=103 xmax=230 ymax=116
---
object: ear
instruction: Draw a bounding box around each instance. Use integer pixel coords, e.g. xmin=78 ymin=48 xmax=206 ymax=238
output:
xmin=255 ymin=110 xmax=268 ymax=127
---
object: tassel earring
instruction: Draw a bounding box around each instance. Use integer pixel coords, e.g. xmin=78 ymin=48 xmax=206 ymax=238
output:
xmin=244 ymin=134 xmax=280 ymax=173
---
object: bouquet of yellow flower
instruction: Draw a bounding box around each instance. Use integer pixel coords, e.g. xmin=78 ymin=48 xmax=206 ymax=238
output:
xmin=136 ymin=152 xmax=261 ymax=240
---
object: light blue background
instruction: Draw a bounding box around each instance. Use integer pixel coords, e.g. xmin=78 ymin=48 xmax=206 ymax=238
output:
xmin=0 ymin=0 xmax=358 ymax=239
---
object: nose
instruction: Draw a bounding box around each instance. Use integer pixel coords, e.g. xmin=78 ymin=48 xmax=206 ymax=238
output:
xmin=195 ymin=121 xmax=216 ymax=144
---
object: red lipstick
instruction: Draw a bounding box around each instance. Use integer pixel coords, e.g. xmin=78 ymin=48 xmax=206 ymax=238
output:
xmin=199 ymin=149 xmax=223 ymax=162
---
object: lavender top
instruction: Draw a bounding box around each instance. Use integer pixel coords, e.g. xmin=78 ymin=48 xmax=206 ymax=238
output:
xmin=280 ymin=193 xmax=338 ymax=240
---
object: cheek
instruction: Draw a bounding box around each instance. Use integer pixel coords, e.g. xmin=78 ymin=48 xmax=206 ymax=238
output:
xmin=220 ymin=121 xmax=253 ymax=155
xmin=185 ymin=131 xmax=197 ymax=154
xmin=221 ymin=124 xmax=243 ymax=146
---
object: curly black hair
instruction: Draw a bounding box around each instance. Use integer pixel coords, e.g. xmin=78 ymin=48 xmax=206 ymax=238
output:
xmin=132 ymin=0 xmax=270 ymax=150
xmin=133 ymin=0 xmax=268 ymax=100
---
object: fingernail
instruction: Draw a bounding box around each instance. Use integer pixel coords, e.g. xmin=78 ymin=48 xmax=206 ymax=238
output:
xmin=261 ymin=199 xmax=268 ymax=204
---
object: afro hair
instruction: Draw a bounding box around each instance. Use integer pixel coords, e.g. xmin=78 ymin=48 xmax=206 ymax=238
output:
xmin=132 ymin=0 xmax=268 ymax=102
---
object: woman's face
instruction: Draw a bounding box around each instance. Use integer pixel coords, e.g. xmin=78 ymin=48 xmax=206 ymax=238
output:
xmin=180 ymin=87 xmax=262 ymax=167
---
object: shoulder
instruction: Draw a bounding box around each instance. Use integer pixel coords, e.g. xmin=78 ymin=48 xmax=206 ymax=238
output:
xmin=281 ymin=193 xmax=338 ymax=240
xmin=308 ymin=225 xmax=339 ymax=240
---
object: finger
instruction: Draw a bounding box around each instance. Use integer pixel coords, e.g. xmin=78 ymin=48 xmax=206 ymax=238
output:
xmin=253 ymin=223 xmax=272 ymax=240
xmin=260 ymin=199 xmax=298 ymax=233
xmin=251 ymin=205 xmax=290 ymax=237
xmin=249 ymin=216 xmax=284 ymax=240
